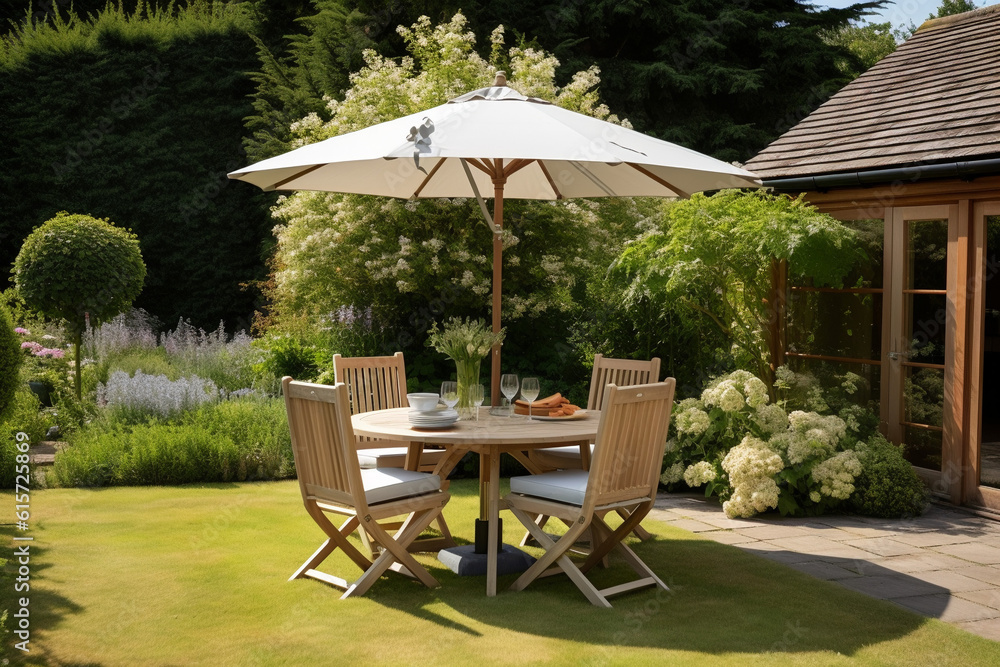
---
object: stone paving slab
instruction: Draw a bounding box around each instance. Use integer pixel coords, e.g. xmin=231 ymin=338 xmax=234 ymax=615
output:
xmin=837 ymin=573 xmax=947 ymax=600
xmin=958 ymin=565 xmax=1000 ymax=587
xmin=651 ymin=493 xmax=1000 ymax=642
xmin=955 ymin=588 xmax=1000 ymax=610
xmin=785 ymin=560 xmax=864 ymax=581
xmin=892 ymin=594 xmax=999 ymax=623
xmin=933 ymin=543 xmax=1000 ymax=565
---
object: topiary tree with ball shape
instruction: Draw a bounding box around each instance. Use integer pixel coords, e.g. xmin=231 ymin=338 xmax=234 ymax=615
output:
xmin=14 ymin=212 xmax=145 ymax=398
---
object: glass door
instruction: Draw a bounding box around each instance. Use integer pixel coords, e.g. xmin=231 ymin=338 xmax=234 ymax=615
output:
xmin=886 ymin=206 xmax=957 ymax=481
xmin=968 ymin=203 xmax=1000 ymax=509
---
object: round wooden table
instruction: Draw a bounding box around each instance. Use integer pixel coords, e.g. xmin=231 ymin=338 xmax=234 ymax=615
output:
xmin=351 ymin=407 xmax=600 ymax=596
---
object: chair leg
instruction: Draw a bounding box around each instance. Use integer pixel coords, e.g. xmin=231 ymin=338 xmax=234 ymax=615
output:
xmin=353 ymin=507 xmax=442 ymax=594
xmin=580 ymin=506 xmax=650 ymax=574
xmin=508 ymin=507 xmax=611 ymax=607
xmin=616 ymin=506 xmax=653 ymax=541
xmin=292 ymin=512 xmax=370 ymax=581
xmin=519 ymin=513 xmax=548 ymax=547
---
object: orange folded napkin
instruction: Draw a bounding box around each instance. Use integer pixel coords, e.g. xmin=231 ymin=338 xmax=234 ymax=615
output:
xmin=514 ymin=393 xmax=581 ymax=416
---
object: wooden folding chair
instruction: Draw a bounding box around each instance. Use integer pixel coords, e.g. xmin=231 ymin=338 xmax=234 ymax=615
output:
xmin=333 ymin=352 xmax=453 ymax=553
xmin=333 ymin=352 xmax=447 ymax=472
xmin=283 ymin=377 xmax=450 ymax=599
xmin=505 ymin=380 xmax=676 ymax=607
xmin=527 ymin=355 xmax=662 ymax=542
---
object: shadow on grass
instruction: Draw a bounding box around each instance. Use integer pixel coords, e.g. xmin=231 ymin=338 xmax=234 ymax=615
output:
xmin=0 ymin=527 xmax=96 ymax=667
xmin=372 ymin=534 xmax=941 ymax=657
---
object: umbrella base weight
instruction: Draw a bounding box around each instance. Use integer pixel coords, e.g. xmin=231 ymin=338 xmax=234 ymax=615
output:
xmin=474 ymin=517 xmax=501 ymax=554
xmin=437 ymin=543 xmax=535 ymax=577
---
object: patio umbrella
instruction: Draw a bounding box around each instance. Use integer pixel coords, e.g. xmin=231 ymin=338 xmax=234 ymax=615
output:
xmin=229 ymin=73 xmax=761 ymax=401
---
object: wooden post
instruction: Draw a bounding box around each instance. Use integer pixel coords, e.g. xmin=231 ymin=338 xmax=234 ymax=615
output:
xmin=491 ymin=163 xmax=506 ymax=406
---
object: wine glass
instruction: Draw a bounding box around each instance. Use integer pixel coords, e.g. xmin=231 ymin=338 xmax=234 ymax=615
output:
xmin=469 ymin=383 xmax=485 ymax=422
xmin=501 ymin=374 xmax=519 ymax=418
xmin=440 ymin=381 xmax=459 ymax=411
xmin=521 ymin=377 xmax=540 ymax=420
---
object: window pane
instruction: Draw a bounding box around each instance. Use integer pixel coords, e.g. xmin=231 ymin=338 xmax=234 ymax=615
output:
xmin=844 ymin=218 xmax=885 ymax=289
xmin=785 ymin=356 xmax=881 ymax=422
xmin=904 ymin=367 xmax=944 ymax=428
xmin=906 ymin=294 xmax=947 ymax=365
xmin=787 ymin=291 xmax=882 ymax=359
xmin=793 ymin=218 xmax=884 ymax=289
xmin=904 ymin=425 xmax=942 ymax=472
xmin=908 ymin=219 xmax=948 ymax=290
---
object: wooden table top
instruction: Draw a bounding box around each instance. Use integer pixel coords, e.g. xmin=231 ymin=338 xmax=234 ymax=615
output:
xmin=351 ymin=407 xmax=600 ymax=446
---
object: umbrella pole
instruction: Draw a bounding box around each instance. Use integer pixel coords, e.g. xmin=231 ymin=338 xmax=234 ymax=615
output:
xmin=491 ymin=175 xmax=505 ymax=406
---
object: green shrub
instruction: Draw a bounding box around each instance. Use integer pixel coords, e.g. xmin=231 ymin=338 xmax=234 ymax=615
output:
xmin=52 ymin=396 xmax=292 ymax=487
xmin=849 ymin=434 xmax=929 ymax=518
xmin=0 ymin=305 xmax=22 ymax=421
xmin=0 ymin=388 xmax=54 ymax=489
xmin=251 ymin=333 xmax=329 ymax=391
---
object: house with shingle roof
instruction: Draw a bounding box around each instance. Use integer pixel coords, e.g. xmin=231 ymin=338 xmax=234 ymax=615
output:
xmin=745 ymin=4 xmax=1000 ymax=513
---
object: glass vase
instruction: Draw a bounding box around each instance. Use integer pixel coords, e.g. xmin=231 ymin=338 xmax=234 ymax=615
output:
xmin=455 ymin=357 xmax=482 ymax=420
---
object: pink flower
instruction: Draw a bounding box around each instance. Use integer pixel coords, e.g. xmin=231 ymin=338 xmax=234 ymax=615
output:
xmin=14 ymin=327 xmax=30 ymax=335
xmin=21 ymin=341 xmax=43 ymax=353
xmin=33 ymin=348 xmax=64 ymax=358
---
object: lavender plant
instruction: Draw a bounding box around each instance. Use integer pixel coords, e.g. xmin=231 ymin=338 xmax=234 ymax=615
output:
xmin=97 ymin=370 xmax=219 ymax=420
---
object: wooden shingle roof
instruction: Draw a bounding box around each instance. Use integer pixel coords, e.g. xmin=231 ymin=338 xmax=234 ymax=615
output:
xmin=745 ymin=4 xmax=1000 ymax=179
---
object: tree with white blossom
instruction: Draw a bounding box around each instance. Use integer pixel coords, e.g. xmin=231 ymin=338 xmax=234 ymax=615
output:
xmin=266 ymin=13 xmax=656 ymax=344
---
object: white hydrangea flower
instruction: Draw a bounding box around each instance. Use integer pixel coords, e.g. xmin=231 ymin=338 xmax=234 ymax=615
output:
xmin=660 ymin=462 xmax=685 ymax=485
xmin=683 ymin=461 xmax=717 ymax=487
xmin=721 ymin=435 xmax=785 ymax=518
xmin=753 ymin=404 xmax=788 ymax=435
xmin=718 ymin=384 xmax=746 ymax=413
xmin=675 ymin=408 xmax=711 ymax=435
xmin=743 ymin=376 xmax=769 ymax=408
xmin=811 ymin=450 xmax=863 ymax=500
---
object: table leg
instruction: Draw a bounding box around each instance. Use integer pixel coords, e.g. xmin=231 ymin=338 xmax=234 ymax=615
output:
xmin=404 ymin=442 xmax=423 ymax=471
xmin=487 ymin=444 xmax=500 ymax=597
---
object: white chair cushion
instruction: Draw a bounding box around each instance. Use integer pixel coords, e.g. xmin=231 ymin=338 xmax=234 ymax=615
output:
xmin=536 ymin=444 xmax=594 ymax=462
xmin=361 ymin=468 xmax=441 ymax=505
xmin=357 ymin=447 xmax=447 ymax=469
xmin=510 ymin=469 xmax=590 ymax=506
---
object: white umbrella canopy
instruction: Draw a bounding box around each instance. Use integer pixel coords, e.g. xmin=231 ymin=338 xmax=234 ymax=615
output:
xmin=229 ymin=74 xmax=761 ymax=401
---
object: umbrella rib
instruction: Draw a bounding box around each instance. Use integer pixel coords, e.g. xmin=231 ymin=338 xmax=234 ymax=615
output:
xmin=273 ymin=164 xmax=325 ymax=190
xmin=503 ymin=158 xmax=534 ymax=178
xmin=466 ymin=158 xmax=496 ymax=177
xmin=537 ymin=162 xmax=564 ymax=200
xmin=410 ymin=158 xmax=446 ymax=198
xmin=627 ymin=163 xmax=691 ymax=198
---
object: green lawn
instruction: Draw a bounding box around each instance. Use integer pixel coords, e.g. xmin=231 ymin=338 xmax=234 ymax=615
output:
xmin=2 ymin=479 xmax=999 ymax=666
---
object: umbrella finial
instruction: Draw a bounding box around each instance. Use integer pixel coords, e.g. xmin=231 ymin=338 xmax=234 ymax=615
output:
xmin=492 ymin=71 xmax=507 ymax=87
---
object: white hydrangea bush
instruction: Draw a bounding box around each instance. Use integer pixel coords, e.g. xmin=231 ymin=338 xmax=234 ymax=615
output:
xmin=661 ymin=369 xmax=866 ymax=518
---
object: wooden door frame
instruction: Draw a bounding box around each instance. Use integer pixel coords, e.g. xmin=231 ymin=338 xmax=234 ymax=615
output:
xmin=965 ymin=201 xmax=1000 ymax=511
xmin=886 ymin=205 xmax=961 ymax=499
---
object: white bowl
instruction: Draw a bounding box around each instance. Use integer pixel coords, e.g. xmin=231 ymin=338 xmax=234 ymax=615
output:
xmin=407 ymin=393 xmax=440 ymax=412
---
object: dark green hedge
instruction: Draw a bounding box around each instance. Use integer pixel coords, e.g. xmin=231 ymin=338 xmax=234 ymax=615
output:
xmin=0 ymin=3 xmax=276 ymax=330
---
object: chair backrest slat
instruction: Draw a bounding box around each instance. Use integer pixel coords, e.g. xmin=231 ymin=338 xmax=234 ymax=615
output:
xmin=283 ymin=378 xmax=364 ymax=509
xmin=587 ymin=354 xmax=661 ymax=411
xmin=333 ymin=352 xmax=410 ymax=443
xmin=586 ymin=380 xmax=676 ymax=510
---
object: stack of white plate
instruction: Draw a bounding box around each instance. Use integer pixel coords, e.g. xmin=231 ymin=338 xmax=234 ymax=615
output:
xmin=408 ymin=407 xmax=459 ymax=429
